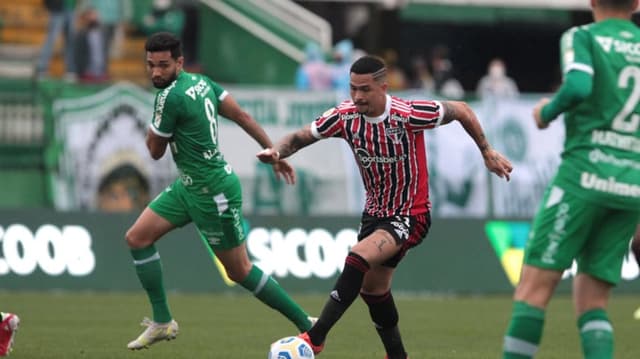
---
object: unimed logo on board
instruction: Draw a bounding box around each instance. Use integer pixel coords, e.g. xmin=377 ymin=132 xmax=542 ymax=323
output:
xmin=485 ymin=221 xmax=639 ymax=287
xmin=0 ymin=224 xmax=95 ymax=276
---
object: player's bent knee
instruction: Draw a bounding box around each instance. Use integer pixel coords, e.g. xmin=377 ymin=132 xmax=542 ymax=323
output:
xmin=125 ymin=228 xmax=152 ymax=249
xmin=224 ymin=263 xmax=252 ymax=283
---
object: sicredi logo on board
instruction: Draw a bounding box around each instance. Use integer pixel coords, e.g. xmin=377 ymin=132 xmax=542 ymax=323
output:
xmin=247 ymin=227 xmax=358 ymax=279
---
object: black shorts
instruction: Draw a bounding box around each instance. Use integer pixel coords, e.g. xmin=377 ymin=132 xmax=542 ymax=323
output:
xmin=357 ymin=212 xmax=431 ymax=268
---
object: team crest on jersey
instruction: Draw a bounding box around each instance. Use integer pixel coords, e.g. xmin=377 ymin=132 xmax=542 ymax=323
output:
xmin=385 ymin=127 xmax=406 ymax=144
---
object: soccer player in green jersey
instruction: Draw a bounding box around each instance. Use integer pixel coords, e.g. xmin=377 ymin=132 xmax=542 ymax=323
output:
xmin=502 ymin=1 xmax=640 ymax=358
xmin=125 ymin=32 xmax=314 ymax=350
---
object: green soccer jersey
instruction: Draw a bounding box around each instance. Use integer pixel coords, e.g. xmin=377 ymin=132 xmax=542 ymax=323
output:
xmin=150 ymin=71 xmax=232 ymax=189
xmin=556 ymin=18 xmax=640 ymax=210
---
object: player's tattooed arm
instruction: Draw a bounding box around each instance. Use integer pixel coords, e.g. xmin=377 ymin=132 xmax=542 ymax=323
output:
xmin=257 ymin=125 xmax=319 ymax=164
xmin=441 ymin=101 xmax=491 ymax=154
xmin=276 ymin=125 xmax=319 ymax=159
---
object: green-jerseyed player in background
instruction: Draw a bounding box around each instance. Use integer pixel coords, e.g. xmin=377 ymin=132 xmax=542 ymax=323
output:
xmin=125 ymin=32 xmax=314 ymax=350
xmin=502 ymin=1 xmax=640 ymax=358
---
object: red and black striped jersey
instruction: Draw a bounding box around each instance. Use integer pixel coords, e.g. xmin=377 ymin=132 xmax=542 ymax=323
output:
xmin=311 ymin=95 xmax=444 ymax=217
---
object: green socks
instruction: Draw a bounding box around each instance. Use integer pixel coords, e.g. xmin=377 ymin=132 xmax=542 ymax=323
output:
xmin=503 ymin=302 xmax=613 ymax=358
xmin=240 ymin=265 xmax=311 ymax=332
xmin=503 ymin=301 xmax=545 ymax=358
xmin=131 ymin=245 xmax=172 ymax=323
xmin=578 ymin=309 xmax=613 ymax=359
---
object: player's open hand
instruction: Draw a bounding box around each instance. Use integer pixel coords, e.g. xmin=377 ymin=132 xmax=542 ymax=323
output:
xmin=483 ymin=149 xmax=513 ymax=181
xmin=257 ymin=148 xmax=279 ymax=164
xmin=271 ymin=159 xmax=296 ymax=185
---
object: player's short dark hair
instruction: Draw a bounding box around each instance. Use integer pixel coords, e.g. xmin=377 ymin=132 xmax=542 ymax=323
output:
xmin=597 ymin=0 xmax=636 ymax=10
xmin=350 ymin=55 xmax=387 ymax=81
xmin=350 ymin=55 xmax=386 ymax=75
xmin=145 ymin=32 xmax=182 ymax=59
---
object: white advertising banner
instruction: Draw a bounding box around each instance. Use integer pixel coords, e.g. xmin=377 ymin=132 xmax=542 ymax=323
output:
xmin=478 ymin=99 xmax=565 ymax=218
xmin=52 ymin=83 xmax=176 ymax=211
xmin=50 ymin=83 xmax=563 ymax=218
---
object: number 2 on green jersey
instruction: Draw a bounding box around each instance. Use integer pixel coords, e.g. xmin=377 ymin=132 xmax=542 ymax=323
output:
xmin=612 ymin=65 xmax=640 ymax=133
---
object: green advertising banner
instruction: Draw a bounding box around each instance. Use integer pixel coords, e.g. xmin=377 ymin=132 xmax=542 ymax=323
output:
xmin=1 ymin=210 xmax=638 ymax=294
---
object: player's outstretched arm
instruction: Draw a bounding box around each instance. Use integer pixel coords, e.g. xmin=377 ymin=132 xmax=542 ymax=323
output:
xmin=257 ymin=125 xmax=318 ymax=163
xmin=219 ymin=94 xmax=273 ymax=149
xmin=219 ymin=94 xmax=297 ymax=184
xmin=441 ymin=101 xmax=513 ymax=181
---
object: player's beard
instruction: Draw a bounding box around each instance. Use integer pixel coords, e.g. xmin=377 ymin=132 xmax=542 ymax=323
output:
xmin=152 ymin=71 xmax=178 ymax=89
xmin=355 ymin=102 xmax=369 ymax=115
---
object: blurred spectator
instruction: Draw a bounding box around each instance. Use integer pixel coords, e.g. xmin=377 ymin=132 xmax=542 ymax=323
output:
xmin=75 ymin=7 xmax=107 ymax=82
xmin=295 ymin=42 xmax=332 ymax=91
xmin=382 ymin=48 xmax=408 ymax=91
xmin=76 ymin=0 xmax=130 ymax=82
xmin=179 ymin=2 xmax=201 ymax=70
xmin=330 ymin=39 xmax=354 ymax=97
xmin=476 ymin=58 xmax=519 ymax=100
xmin=88 ymin=0 xmax=131 ymax=66
xmin=36 ymin=0 xmax=78 ymax=81
xmin=409 ymin=55 xmax=435 ymax=93
xmin=429 ymin=45 xmax=464 ymax=99
xmin=137 ymin=0 xmax=185 ymax=38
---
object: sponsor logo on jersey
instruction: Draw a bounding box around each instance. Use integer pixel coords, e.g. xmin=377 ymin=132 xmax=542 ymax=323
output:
xmin=589 ymin=149 xmax=640 ymax=170
xmin=202 ymin=149 xmax=219 ymax=160
xmin=355 ymin=148 xmax=408 ymax=168
xmin=580 ymin=172 xmax=640 ymax=197
xmin=541 ymin=202 xmax=570 ymax=265
xmin=595 ymin=35 xmax=640 ymax=58
xmin=341 ymin=112 xmax=359 ymax=121
xmin=385 ymin=127 xmax=406 ymax=145
xmin=591 ymin=130 xmax=640 ymax=153
xmin=391 ymin=113 xmax=408 ymax=123
xmin=154 ymin=82 xmax=177 ymax=126
xmin=179 ymin=174 xmax=193 ymax=186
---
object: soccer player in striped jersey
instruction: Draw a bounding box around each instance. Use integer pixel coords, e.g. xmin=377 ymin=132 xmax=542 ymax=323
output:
xmin=502 ymin=1 xmax=640 ymax=358
xmin=257 ymin=55 xmax=512 ymax=358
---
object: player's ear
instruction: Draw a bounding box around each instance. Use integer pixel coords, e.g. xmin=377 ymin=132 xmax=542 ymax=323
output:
xmin=176 ymin=56 xmax=185 ymax=70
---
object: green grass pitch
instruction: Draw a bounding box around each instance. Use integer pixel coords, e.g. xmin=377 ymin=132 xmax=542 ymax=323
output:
xmin=1 ymin=292 xmax=639 ymax=358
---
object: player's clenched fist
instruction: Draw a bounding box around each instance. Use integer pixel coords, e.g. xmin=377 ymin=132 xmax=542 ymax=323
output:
xmin=257 ymin=148 xmax=280 ymax=164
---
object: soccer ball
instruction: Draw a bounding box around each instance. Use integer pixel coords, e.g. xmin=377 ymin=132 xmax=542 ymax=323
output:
xmin=268 ymin=336 xmax=315 ymax=359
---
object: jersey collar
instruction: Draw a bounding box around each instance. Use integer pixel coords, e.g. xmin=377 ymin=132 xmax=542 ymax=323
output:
xmin=363 ymin=95 xmax=392 ymax=124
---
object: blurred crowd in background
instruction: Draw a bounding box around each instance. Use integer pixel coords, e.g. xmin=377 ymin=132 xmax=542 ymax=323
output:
xmin=35 ymin=0 xmax=190 ymax=83
xmin=27 ymin=0 xmax=534 ymax=100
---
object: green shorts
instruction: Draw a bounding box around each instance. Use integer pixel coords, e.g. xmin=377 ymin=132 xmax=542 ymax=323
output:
xmin=149 ymin=175 xmax=246 ymax=250
xmin=524 ymin=184 xmax=640 ymax=285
